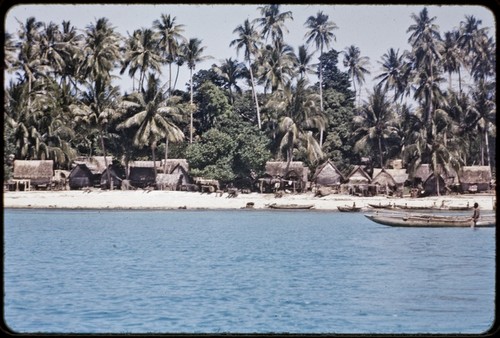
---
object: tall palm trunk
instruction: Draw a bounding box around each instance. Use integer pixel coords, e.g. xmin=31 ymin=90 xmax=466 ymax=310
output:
xmin=164 ymin=137 xmax=169 ymax=174
xmin=378 ymin=136 xmax=384 ymax=168
xmin=151 ymin=142 xmax=157 ymax=179
xmin=248 ymin=58 xmax=261 ymax=129
xmin=318 ymin=53 xmax=324 ymax=147
xmin=99 ymin=126 xmax=112 ymax=190
xmin=189 ymin=67 xmax=194 ymax=143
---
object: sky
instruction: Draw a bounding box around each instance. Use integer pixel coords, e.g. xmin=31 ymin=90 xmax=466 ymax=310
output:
xmin=3 ymin=3 xmax=496 ymax=99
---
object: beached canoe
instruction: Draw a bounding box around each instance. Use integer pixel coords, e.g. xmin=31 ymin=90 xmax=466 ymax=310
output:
xmin=267 ymin=203 xmax=314 ymax=210
xmin=367 ymin=203 xmax=395 ymax=209
xmin=364 ymin=213 xmax=496 ymax=228
xmin=337 ymin=205 xmax=362 ymax=212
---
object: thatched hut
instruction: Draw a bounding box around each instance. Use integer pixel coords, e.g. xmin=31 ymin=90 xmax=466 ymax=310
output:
xmin=12 ymin=160 xmax=54 ymax=190
xmin=156 ymin=160 xmax=192 ymax=191
xmin=422 ymin=173 xmax=447 ymax=196
xmin=100 ymin=167 xmax=123 ymax=190
xmin=312 ymin=160 xmax=344 ymax=192
xmin=68 ymin=163 xmax=94 ymax=190
xmin=458 ymin=166 xmax=492 ymax=193
xmin=258 ymin=161 xmax=310 ymax=193
xmin=342 ymin=165 xmax=374 ymax=196
xmin=371 ymin=168 xmax=408 ymax=196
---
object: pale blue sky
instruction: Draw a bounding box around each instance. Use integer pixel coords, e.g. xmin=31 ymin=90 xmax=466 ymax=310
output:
xmin=4 ymin=3 xmax=496 ymax=98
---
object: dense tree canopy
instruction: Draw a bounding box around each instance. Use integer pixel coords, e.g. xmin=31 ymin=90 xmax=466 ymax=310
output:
xmin=4 ymin=6 xmax=496 ymax=184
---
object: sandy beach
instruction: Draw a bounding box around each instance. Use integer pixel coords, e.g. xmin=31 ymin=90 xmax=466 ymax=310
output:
xmin=3 ymin=190 xmax=497 ymax=211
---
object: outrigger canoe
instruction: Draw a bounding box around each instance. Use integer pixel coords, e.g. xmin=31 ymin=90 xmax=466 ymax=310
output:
xmin=364 ymin=213 xmax=496 ymax=228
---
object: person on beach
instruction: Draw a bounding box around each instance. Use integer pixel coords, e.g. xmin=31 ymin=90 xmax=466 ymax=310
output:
xmin=471 ymin=202 xmax=480 ymax=228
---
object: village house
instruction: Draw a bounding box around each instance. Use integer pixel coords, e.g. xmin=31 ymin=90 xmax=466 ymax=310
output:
xmin=458 ymin=166 xmax=492 ymax=193
xmin=342 ymin=165 xmax=373 ymax=196
xmin=258 ymin=161 xmax=310 ymax=193
xmin=156 ymin=159 xmax=192 ymax=191
xmin=371 ymin=168 xmax=408 ymax=196
xmin=11 ymin=160 xmax=54 ymax=191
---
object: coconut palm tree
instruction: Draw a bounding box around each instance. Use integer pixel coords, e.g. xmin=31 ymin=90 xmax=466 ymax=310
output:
xmin=212 ymin=58 xmax=246 ymax=104
xmin=153 ymin=14 xmax=186 ymax=95
xmin=120 ymin=28 xmax=163 ymax=91
xmin=253 ymin=4 xmax=293 ymax=45
xmin=117 ymin=74 xmax=184 ymax=177
xmin=441 ymin=30 xmax=464 ymax=92
xmin=375 ymin=48 xmax=411 ymax=103
xmin=407 ymin=7 xmax=443 ymax=125
xmin=342 ymin=45 xmax=371 ymax=106
xmin=296 ymin=44 xmax=315 ymax=80
xmin=79 ymin=17 xmax=121 ymax=185
xmin=182 ymin=37 xmax=210 ymax=143
xmin=304 ymin=11 xmax=337 ymax=105
xmin=266 ymin=78 xmax=325 ymax=165
xmin=257 ymin=40 xmax=297 ymax=93
xmin=230 ymin=19 xmax=263 ymax=129
xmin=304 ymin=11 xmax=338 ymax=146
xmin=352 ymin=85 xmax=397 ymax=168
xmin=4 ymin=32 xmax=18 ymax=73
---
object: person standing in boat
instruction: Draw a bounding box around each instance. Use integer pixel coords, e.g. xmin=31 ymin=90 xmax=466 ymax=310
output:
xmin=471 ymin=202 xmax=480 ymax=228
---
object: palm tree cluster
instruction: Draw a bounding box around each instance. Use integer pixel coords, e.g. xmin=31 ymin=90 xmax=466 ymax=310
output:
xmin=4 ymin=6 xmax=496 ymax=185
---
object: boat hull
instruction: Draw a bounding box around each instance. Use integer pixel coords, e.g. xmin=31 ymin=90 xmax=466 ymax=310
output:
xmin=268 ymin=204 xmax=314 ymax=210
xmin=337 ymin=206 xmax=362 ymax=212
xmin=365 ymin=214 xmax=496 ymax=228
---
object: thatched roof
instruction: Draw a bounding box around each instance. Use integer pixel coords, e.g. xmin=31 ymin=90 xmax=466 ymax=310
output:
xmin=345 ymin=165 xmax=371 ymax=184
xmin=161 ymin=159 xmax=189 ymax=173
xmin=264 ymin=161 xmax=309 ymax=181
xmin=313 ymin=160 xmax=344 ymax=185
xmin=411 ymin=164 xmax=457 ymax=182
xmin=13 ymin=160 xmax=54 ymax=181
xmin=459 ymin=166 xmax=492 ymax=184
xmin=156 ymin=174 xmax=182 ymax=186
xmin=73 ymin=156 xmax=112 ymax=174
xmin=372 ymin=168 xmax=408 ymax=185
xmin=128 ymin=160 xmax=162 ymax=168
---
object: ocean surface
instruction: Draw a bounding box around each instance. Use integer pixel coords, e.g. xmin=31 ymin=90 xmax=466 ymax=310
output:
xmin=3 ymin=208 xmax=496 ymax=334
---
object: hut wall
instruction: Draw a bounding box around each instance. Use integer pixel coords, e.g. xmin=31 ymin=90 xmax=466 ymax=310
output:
xmin=68 ymin=164 xmax=94 ymax=189
xmin=100 ymin=168 xmax=122 ymax=189
xmin=129 ymin=167 xmax=156 ymax=188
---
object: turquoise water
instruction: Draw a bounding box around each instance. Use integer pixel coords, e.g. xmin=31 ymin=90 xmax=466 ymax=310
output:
xmin=3 ymin=209 xmax=496 ymax=334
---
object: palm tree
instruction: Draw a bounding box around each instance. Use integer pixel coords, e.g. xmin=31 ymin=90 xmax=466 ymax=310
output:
xmin=117 ymin=74 xmax=184 ymax=177
xmin=253 ymin=4 xmax=293 ymax=45
xmin=80 ymin=17 xmax=121 ymax=186
xmin=375 ymin=48 xmax=410 ymax=103
xmin=120 ymin=28 xmax=163 ymax=91
xmin=153 ymin=14 xmax=186 ymax=95
xmin=442 ymin=30 xmax=463 ymax=92
xmin=182 ymin=37 xmax=210 ymax=143
xmin=342 ymin=45 xmax=371 ymax=105
xmin=304 ymin=11 xmax=338 ymax=105
xmin=352 ymin=85 xmax=397 ymax=168
xmin=230 ymin=19 xmax=263 ymax=129
xmin=407 ymin=7 xmax=443 ymax=125
xmin=266 ymin=78 xmax=325 ymax=165
xmin=304 ymin=11 xmax=338 ymax=146
xmin=212 ymin=58 xmax=245 ymax=104
xmin=296 ymin=44 xmax=315 ymax=80
xmin=257 ymin=40 xmax=297 ymax=93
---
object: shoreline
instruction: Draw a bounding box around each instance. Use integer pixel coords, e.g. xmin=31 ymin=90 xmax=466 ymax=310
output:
xmin=3 ymin=190 xmax=497 ymax=211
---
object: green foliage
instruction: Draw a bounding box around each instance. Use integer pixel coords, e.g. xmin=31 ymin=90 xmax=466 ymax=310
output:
xmin=194 ymin=81 xmax=233 ymax=134
xmin=186 ymin=115 xmax=271 ymax=183
xmin=319 ymin=49 xmax=354 ymax=100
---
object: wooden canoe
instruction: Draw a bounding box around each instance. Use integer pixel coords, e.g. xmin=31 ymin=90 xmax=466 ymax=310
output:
xmin=337 ymin=205 xmax=362 ymax=212
xmin=267 ymin=203 xmax=314 ymax=210
xmin=368 ymin=203 xmax=395 ymax=209
xmin=364 ymin=213 xmax=496 ymax=228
